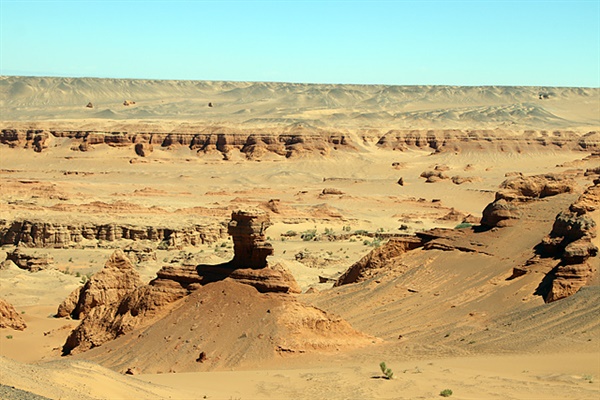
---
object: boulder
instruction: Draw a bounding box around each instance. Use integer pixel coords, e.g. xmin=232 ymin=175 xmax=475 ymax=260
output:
xmin=546 ymin=262 xmax=595 ymax=303
xmin=0 ymin=298 xmax=26 ymax=330
xmin=480 ymin=199 xmax=520 ymax=228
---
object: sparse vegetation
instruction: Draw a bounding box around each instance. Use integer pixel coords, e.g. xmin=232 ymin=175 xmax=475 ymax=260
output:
xmin=379 ymin=361 xmax=394 ymax=379
xmin=454 ymin=222 xmax=473 ymax=229
xmin=582 ymin=374 xmax=594 ymax=383
xmin=440 ymin=389 xmax=453 ymax=397
xmin=301 ymin=229 xmax=318 ymax=241
xmin=80 ymin=273 xmax=92 ymax=284
xmin=6 ymin=335 xmax=13 ymax=339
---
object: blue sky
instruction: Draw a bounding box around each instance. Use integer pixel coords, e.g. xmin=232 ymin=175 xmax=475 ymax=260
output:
xmin=1 ymin=0 xmax=599 ymax=86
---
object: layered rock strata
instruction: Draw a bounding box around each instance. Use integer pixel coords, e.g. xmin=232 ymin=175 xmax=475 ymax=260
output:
xmin=2 ymin=128 xmax=597 ymax=158
xmin=0 ymin=220 xmax=225 ymax=248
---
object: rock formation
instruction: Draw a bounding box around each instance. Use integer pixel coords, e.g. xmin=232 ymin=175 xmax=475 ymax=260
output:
xmin=336 ymin=228 xmax=491 ymax=286
xmin=335 ymin=237 xmax=423 ymax=286
xmin=0 ymin=298 xmax=26 ymax=330
xmin=481 ymin=173 xmax=575 ymax=228
xmin=56 ymin=250 xmax=143 ymax=319
xmin=61 ymin=210 xmax=300 ymax=355
xmin=542 ymin=181 xmax=599 ymax=302
xmin=0 ymin=220 xmax=225 ymax=248
xmin=227 ymin=210 xmax=273 ymax=268
xmin=134 ymin=142 xmax=153 ymax=157
xmin=122 ymin=243 xmax=157 ymax=263
xmin=6 ymin=248 xmax=53 ymax=271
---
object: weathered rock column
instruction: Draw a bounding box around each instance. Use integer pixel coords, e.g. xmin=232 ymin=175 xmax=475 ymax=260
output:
xmin=228 ymin=210 xmax=273 ymax=268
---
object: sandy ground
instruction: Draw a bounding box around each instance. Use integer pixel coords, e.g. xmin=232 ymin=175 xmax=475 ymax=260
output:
xmin=0 ymin=77 xmax=599 ymax=399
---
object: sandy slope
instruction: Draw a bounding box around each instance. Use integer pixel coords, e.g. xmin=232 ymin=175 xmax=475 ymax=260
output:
xmin=0 ymin=77 xmax=599 ymax=399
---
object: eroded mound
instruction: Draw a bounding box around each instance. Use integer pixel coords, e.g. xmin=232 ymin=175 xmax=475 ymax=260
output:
xmin=76 ymin=279 xmax=374 ymax=373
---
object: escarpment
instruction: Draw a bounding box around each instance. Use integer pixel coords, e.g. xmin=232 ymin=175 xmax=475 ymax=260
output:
xmin=1 ymin=127 xmax=597 ymax=158
xmin=0 ymin=220 xmax=226 ymax=248
xmin=61 ymin=210 xmax=301 ymax=355
xmin=0 ymin=128 xmax=357 ymax=158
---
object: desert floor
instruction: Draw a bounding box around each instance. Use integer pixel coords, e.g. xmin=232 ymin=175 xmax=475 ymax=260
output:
xmin=0 ymin=77 xmax=599 ymax=399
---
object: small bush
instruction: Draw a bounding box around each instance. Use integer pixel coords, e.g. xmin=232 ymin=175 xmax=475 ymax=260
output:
xmin=440 ymin=389 xmax=453 ymax=397
xmin=301 ymin=229 xmax=318 ymax=241
xmin=379 ymin=362 xmax=393 ymax=380
xmin=454 ymin=222 xmax=473 ymax=230
xmin=6 ymin=335 xmax=13 ymax=339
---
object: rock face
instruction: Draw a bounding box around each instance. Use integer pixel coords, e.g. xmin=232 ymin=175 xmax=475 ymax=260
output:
xmin=56 ymin=250 xmax=143 ymax=319
xmin=542 ymin=181 xmax=599 ymax=302
xmin=6 ymin=248 xmax=53 ymax=271
xmin=335 ymin=237 xmax=423 ymax=286
xmin=61 ymin=210 xmax=300 ymax=355
xmin=481 ymin=173 xmax=576 ymax=228
xmin=0 ymin=220 xmax=225 ymax=248
xmin=0 ymin=298 xmax=26 ymax=330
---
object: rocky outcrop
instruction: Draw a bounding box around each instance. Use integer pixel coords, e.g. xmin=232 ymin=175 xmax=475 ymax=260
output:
xmin=134 ymin=142 xmax=153 ymax=157
xmin=0 ymin=220 xmax=225 ymax=248
xmin=56 ymin=250 xmax=143 ymax=319
xmin=510 ymin=179 xmax=599 ymax=302
xmin=335 ymin=236 xmax=423 ymax=286
xmin=420 ymin=165 xmax=450 ymax=183
xmin=0 ymin=298 xmax=26 ymax=330
xmin=496 ymin=174 xmax=575 ymax=201
xmin=336 ymin=228 xmax=491 ymax=286
xmin=62 ymin=210 xmax=300 ymax=355
xmin=6 ymin=248 xmax=53 ymax=271
xmin=122 ymin=243 xmax=157 ymax=263
xmin=481 ymin=173 xmax=576 ymax=228
xmin=227 ymin=210 xmax=273 ymax=269
xmin=542 ymin=182 xmax=599 ymax=302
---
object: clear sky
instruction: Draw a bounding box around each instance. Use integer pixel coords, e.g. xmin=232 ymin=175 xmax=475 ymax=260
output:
xmin=1 ymin=0 xmax=599 ymax=87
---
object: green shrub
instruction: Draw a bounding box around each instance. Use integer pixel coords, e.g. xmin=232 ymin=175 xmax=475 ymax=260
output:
xmin=454 ymin=222 xmax=473 ymax=230
xmin=379 ymin=362 xmax=393 ymax=379
xmin=440 ymin=389 xmax=453 ymax=397
xmin=301 ymin=229 xmax=318 ymax=241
